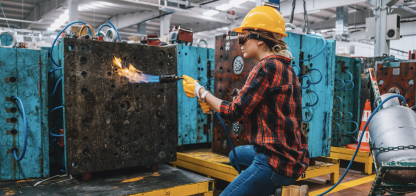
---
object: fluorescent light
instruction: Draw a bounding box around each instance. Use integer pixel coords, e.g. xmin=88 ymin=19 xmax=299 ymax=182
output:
xmin=229 ymin=0 xmax=247 ymax=6
xmin=308 ymin=9 xmax=321 ymax=14
xmin=47 ymin=10 xmax=68 ymax=31
xmin=203 ymin=10 xmax=219 ymax=16
xmin=216 ymin=4 xmax=233 ymax=11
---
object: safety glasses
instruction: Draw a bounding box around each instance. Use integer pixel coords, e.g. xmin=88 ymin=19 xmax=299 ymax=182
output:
xmin=238 ymin=33 xmax=262 ymax=45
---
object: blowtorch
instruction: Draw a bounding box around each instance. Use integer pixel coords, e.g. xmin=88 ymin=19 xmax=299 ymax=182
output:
xmin=159 ymin=74 xmax=184 ymax=83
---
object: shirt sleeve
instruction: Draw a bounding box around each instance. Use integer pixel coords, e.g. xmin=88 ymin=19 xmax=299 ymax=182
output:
xmin=219 ymin=60 xmax=278 ymax=121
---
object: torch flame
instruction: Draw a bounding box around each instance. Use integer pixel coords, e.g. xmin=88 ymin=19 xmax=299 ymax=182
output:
xmin=112 ymin=56 xmax=159 ymax=83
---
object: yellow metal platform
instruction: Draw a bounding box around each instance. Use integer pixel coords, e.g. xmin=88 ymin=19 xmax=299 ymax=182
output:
xmin=330 ymin=146 xmax=374 ymax=175
xmin=170 ymin=149 xmax=340 ymax=185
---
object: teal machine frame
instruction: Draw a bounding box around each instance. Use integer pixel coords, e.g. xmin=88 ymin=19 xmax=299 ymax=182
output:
xmin=0 ymin=46 xmax=50 ymax=181
xmin=284 ymin=32 xmax=336 ymax=157
xmin=177 ymin=44 xmax=214 ymax=146
xmin=331 ymin=57 xmax=362 ymax=147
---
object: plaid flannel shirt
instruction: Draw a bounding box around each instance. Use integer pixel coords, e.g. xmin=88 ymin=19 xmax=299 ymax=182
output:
xmin=220 ymin=55 xmax=310 ymax=178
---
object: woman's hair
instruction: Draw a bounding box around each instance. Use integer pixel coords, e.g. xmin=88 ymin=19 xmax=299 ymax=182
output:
xmin=245 ymin=29 xmax=293 ymax=59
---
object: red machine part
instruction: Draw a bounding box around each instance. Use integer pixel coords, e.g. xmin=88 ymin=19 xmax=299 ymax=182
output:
xmin=376 ymin=61 xmax=416 ymax=106
xmin=95 ymin=36 xmax=104 ymax=42
xmin=59 ymin=129 xmax=64 ymax=147
xmin=143 ymin=34 xmax=161 ymax=46
xmin=170 ymin=26 xmax=193 ymax=43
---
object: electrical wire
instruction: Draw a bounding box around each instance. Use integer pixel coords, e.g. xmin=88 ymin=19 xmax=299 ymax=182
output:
xmin=0 ymin=1 xmax=10 ymax=29
xmin=306 ymin=90 xmax=318 ymax=107
xmin=50 ymin=138 xmax=57 ymax=146
xmin=318 ymin=94 xmax=406 ymax=195
xmin=344 ymin=80 xmax=354 ymax=91
xmin=335 ymin=79 xmax=345 ymax=91
xmin=291 ymin=64 xmax=301 ymax=76
xmin=302 ymin=107 xmax=313 ymax=122
xmin=334 ymin=111 xmax=343 ymax=120
xmin=198 ymin=76 xmax=209 ymax=86
xmin=344 ymin=112 xmax=353 ymax=120
xmin=49 ymin=127 xmax=63 ymax=137
xmin=299 ymin=75 xmax=311 ymax=89
xmin=50 ymin=21 xmax=91 ymax=67
xmin=309 ymin=68 xmax=322 ymax=84
xmin=97 ymin=24 xmax=112 ymax=34
xmin=106 ymin=20 xmax=122 ymax=43
xmin=48 ymin=68 xmax=62 ymax=75
xmin=334 ymin=96 xmax=342 ymax=107
xmin=50 ymin=106 xmax=63 ymax=115
xmin=300 ymin=35 xmax=326 ymax=62
xmin=343 ymin=121 xmax=359 ymax=134
xmin=215 ymin=112 xmax=241 ymax=174
xmin=10 ymin=97 xmax=28 ymax=161
xmin=344 ymin=71 xmax=353 ymax=86
xmin=49 ymin=77 xmax=62 ymax=97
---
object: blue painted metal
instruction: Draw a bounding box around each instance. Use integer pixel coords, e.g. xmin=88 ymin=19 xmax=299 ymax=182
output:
xmin=45 ymin=39 xmax=66 ymax=169
xmin=0 ymin=33 xmax=13 ymax=46
xmin=269 ymin=0 xmax=281 ymax=11
xmin=284 ymin=32 xmax=336 ymax=157
xmin=0 ymin=47 xmax=50 ymax=181
xmin=331 ymin=56 xmax=362 ymax=146
xmin=177 ymin=45 xmax=214 ymax=146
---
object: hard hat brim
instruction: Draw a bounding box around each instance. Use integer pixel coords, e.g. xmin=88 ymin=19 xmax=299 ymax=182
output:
xmin=232 ymin=27 xmax=288 ymax=37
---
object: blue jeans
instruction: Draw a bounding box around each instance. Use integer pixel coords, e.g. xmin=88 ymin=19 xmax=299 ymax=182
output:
xmin=220 ymin=145 xmax=298 ymax=196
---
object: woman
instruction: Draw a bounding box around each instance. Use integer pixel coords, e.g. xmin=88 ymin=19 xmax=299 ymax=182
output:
xmin=182 ymin=4 xmax=310 ymax=196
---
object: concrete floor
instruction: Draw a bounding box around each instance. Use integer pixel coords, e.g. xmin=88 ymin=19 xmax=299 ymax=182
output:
xmin=213 ymin=160 xmax=416 ymax=196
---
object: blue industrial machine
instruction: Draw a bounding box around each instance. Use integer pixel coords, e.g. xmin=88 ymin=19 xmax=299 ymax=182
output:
xmin=285 ymin=32 xmax=337 ymax=157
xmin=0 ymin=46 xmax=50 ymax=181
xmin=331 ymin=56 xmax=362 ymax=146
xmin=177 ymin=43 xmax=215 ymax=146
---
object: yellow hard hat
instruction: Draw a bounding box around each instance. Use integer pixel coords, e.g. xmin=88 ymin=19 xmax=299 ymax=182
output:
xmin=233 ymin=4 xmax=287 ymax=37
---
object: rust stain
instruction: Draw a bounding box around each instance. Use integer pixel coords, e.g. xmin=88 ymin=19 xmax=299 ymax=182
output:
xmin=121 ymin=172 xmax=160 ymax=183
xmin=4 ymin=190 xmax=15 ymax=195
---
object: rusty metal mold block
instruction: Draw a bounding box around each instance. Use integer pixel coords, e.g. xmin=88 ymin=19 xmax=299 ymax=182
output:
xmin=212 ymin=35 xmax=257 ymax=155
xmin=376 ymin=61 xmax=416 ymax=107
xmin=61 ymin=39 xmax=177 ymax=174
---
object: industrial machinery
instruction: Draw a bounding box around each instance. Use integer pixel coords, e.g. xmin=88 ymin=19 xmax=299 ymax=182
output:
xmin=213 ymin=32 xmax=337 ymax=158
xmin=332 ymin=57 xmax=362 ymax=147
xmin=169 ymin=26 xmax=193 ymax=44
xmin=376 ymin=59 xmax=416 ymax=106
xmin=49 ymin=38 xmax=178 ymax=174
xmin=141 ymin=34 xmax=162 ymax=46
xmin=0 ymin=47 xmax=50 ymax=181
xmin=367 ymin=69 xmax=416 ymax=195
xmin=176 ymin=43 xmax=215 ymax=147
xmin=212 ymin=33 xmax=257 ymax=155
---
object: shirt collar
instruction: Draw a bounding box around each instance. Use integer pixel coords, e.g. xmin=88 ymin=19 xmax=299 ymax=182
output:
xmin=262 ymin=55 xmax=292 ymax=64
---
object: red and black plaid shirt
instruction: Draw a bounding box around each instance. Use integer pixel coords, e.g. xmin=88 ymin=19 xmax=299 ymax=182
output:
xmin=220 ymin=55 xmax=310 ymax=178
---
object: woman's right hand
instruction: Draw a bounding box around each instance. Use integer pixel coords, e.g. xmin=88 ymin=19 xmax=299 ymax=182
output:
xmin=182 ymin=75 xmax=204 ymax=98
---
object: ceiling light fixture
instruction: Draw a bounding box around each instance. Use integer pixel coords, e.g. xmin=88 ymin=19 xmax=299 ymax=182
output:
xmin=47 ymin=10 xmax=69 ymax=31
xmin=203 ymin=10 xmax=219 ymax=16
xmin=216 ymin=4 xmax=233 ymax=11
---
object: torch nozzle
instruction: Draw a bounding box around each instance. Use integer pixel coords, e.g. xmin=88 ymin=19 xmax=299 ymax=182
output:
xmin=159 ymin=74 xmax=183 ymax=83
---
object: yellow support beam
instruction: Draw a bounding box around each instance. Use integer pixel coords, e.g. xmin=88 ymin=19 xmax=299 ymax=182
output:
xmin=330 ymin=146 xmax=374 ymax=175
xmin=130 ymin=181 xmax=214 ymax=196
xmin=171 ymin=151 xmax=340 ymax=185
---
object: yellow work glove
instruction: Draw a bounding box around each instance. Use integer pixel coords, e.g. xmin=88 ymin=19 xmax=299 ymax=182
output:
xmin=198 ymin=99 xmax=213 ymax=114
xmin=182 ymin=75 xmax=204 ymax=98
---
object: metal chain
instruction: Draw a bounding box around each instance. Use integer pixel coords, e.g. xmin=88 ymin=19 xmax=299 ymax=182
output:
xmin=372 ymin=145 xmax=415 ymax=157
xmin=302 ymin=0 xmax=310 ymax=34
xmin=290 ymin=0 xmax=296 ymax=24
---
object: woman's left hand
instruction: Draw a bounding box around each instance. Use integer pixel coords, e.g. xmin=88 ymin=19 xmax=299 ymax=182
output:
xmin=198 ymin=99 xmax=213 ymax=114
